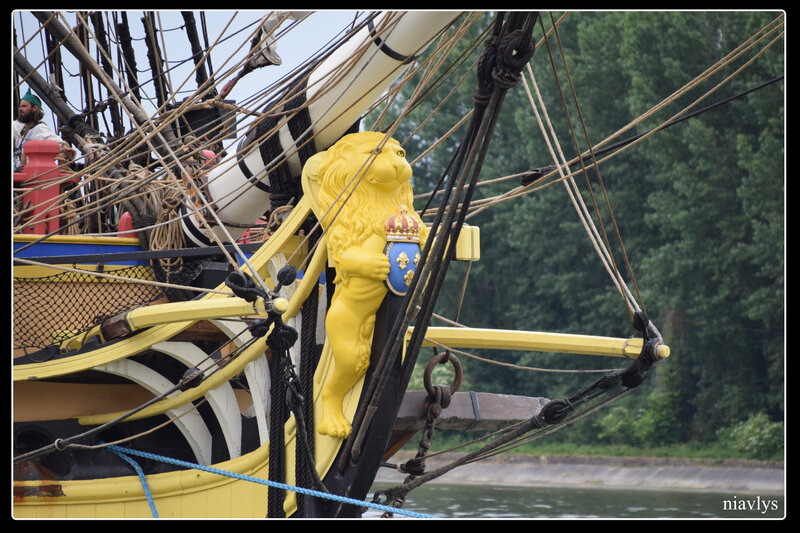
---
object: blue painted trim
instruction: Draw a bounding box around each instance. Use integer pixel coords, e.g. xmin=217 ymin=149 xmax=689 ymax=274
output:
xmin=13 ymin=241 xmax=146 ymax=266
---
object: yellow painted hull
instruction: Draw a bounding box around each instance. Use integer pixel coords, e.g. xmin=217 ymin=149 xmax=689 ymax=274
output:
xmin=14 ymin=448 xmax=272 ymax=518
xmin=13 ymin=203 xmax=665 ymax=518
xmin=13 ymin=200 xmax=355 ymax=518
xmin=14 ymin=337 xmax=366 ymax=519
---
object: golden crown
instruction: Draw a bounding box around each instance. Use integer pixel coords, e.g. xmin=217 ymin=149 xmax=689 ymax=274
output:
xmin=386 ymin=206 xmax=420 ymax=242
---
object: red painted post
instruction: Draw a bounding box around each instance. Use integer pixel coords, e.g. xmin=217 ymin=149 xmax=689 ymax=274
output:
xmin=117 ymin=210 xmax=136 ymax=238
xmin=13 ymin=140 xmax=79 ymax=235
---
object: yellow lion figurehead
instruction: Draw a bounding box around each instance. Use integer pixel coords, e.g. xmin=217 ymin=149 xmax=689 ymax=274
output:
xmin=315 ymin=131 xmax=427 ymax=264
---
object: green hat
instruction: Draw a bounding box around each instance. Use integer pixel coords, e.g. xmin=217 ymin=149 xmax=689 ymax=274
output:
xmin=21 ymin=89 xmax=42 ymax=109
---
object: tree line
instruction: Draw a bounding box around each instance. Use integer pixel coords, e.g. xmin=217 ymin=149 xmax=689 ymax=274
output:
xmin=383 ymin=11 xmax=784 ymax=458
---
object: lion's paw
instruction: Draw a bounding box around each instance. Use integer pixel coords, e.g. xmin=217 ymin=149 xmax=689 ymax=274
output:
xmin=317 ymin=413 xmax=352 ymax=439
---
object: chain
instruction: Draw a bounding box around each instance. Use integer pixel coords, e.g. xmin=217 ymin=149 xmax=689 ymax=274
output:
xmin=375 ymin=349 xmax=462 ymax=517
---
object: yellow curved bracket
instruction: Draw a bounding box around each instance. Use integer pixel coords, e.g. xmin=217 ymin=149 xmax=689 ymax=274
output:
xmin=13 ymin=197 xmax=315 ymax=382
xmin=58 ymin=298 xmax=273 ymax=353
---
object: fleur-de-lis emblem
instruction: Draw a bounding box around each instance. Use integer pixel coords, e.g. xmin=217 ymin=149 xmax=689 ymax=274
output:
xmin=413 ymin=252 xmax=421 ymax=266
xmin=404 ymin=269 xmax=415 ymax=287
xmin=396 ymin=251 xmax=410 ymax=270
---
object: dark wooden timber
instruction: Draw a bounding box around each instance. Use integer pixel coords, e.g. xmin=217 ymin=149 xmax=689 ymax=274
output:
xmin=392 ymin=390 xmax=548 ymax=433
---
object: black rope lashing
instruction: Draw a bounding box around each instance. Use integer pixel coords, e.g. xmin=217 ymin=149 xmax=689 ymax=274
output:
xmin=259 ymin=312 xmax=297 ymax=517
xmin=341 ymin=12 xmax=540 ymax=470
xmin=375 ymin=312 xmax=660 ymax=507
xmin=230 ymin=266 xmax=328 ymax=516
xmin=266 ymin=344 xmax=288 ymax=518
xmin=252 ymin=77 xmax=317 ymax=211
xmin=295 ymin=257 xmax=322 ymax=515
xmin=367 ymin=18 xmax=419 ymax=64
xmin=393 ymin=10 xmax=538 ymax=415
xmin=537 ymin=311 xmax=661 ymax=425
xmin=227 ymin=270 xmax=291 ymax=518
xmin=261 ymin=301 xmax=328 ymax=516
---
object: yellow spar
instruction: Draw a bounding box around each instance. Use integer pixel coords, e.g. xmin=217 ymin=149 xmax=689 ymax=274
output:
xmin=417 ymin=326 xmax=670 ymax=360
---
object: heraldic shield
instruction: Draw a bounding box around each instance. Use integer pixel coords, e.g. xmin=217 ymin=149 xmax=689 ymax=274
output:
xmin=384 ymin=241 xmax=421 ymax=296
xmin=383 ymin=206 xmax=422 ymax=296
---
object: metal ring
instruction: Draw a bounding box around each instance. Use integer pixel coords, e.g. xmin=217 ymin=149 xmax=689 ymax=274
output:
xmin=423 ymin=350 xmax=463 ymax=397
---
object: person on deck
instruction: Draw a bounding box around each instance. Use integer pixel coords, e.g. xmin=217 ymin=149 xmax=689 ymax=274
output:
xmin=13 ymin=89 xmax=75 ymax=172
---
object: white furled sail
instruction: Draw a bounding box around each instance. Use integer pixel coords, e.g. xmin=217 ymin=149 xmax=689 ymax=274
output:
xmin=181 ymin=12 xmax=460 ymax=247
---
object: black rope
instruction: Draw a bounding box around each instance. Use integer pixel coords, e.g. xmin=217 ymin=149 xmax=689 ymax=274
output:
xmin=341 ymin=11 xmax=539 ymax=469
xmin=295 ymin=236 xmax=322 ymax=516
xmin=251 ymin=76 xmax=317 ymax=210
xmin=266 ymin=336 xmax=288 ymax=517
xmin=375 ymin=311 xmax=660 ymax=507
xmin=229 ymin=274 xmax=293 ymax=518
xmin=229 ymin=268 xmax=327 ymax=516
xmin=263 ymin=309 xmax=329 ymax=517
xmin=396 ymin=11 xmax=538 ymax=413
xmin=367 ymin=18 xmax=418 ymax=64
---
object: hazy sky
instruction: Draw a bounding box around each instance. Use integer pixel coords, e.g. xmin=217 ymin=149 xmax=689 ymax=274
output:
xmin=13 ymin=10 xmax=358 ymax=137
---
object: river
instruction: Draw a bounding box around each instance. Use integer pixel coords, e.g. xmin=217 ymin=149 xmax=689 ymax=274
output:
xmin=364 ymin=482 xmax=785 ymax=519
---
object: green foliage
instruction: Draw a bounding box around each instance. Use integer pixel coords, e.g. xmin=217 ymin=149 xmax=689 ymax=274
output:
xmin=596 ymin=405 xmax=637 ymax=444
xmin=595 ymin=388 xmax=681 ymax=447
xmin=716 ymin=412 xmax=784 ymax=461
xmin=378 ymin=11 xmax=784 ymax=455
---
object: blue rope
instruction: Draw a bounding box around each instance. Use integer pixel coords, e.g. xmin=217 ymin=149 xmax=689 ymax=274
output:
xmin=108 ymin=446 xmax=159 ymax=518
xmin=107 ymin=444 xmax=435 ymax=519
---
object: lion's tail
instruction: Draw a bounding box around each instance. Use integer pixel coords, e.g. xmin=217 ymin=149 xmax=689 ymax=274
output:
xmin=354 ymin=314 xmax=376 ymax=375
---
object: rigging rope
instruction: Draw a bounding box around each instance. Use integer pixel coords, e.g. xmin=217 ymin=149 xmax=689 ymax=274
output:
xmin=13 ymin=11 xmax=782 ymax=518
xmin=523 ymin=58 xmax=642 ymax=319
xmin=469 ymin=14 xmax=785 ymax=216
xmin=14 ymin=10 xmax=476 ymax=294
xmin=543 ymin=12 xmax=644 ymax=317
xmin=342 ymin=11 xmax=539 ymax=470
xmin=106 ymin=444 xmax=436 ymax=518
xmin=375 ymin=309 xmax=660 ymax=509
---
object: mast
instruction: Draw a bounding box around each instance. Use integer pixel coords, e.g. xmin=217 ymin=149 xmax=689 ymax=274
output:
xmin=31 ymin=11 xmax=177 ymax=149
xmin=116 ymin=12 xmax=141 ymax=102
xmin=76 ymin=11 xmax=97 ymax=131
xmin=90 ymin=11 xmax=124 ymax=139
xmin=43 ymin=21 xmax=66 ymax=133
xmin=181 ymin=11 xmax=462 ymax=247
xmin=142 ymin=11 xmax=170 ymax=111
xmin=181 ymin=11 xmax=216 ymax=97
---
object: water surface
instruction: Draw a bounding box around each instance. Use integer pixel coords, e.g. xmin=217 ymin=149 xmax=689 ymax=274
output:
xmin=365 ymin=482 xmax=785 ymax=519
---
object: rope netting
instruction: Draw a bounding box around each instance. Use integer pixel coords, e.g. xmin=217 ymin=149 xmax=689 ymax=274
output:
xmin=13 ymin=265 xmax=166 ymax=351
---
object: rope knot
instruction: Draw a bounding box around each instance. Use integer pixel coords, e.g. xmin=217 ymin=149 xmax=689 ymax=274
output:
xmin=492 ymin=28 xmax=535 ymax=89
xmin=474 ymin=35 xmax=499 ymax=106
xmin=160 ymin=195 xmax=182 ymax=214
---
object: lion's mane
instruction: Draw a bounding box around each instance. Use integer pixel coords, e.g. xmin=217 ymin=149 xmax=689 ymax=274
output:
xmin=316 ymin=132 xmax=426 ymax=266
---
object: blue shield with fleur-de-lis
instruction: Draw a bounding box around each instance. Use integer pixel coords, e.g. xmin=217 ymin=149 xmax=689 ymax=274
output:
xmin=384 ymin=241 xmax=422 ymax=296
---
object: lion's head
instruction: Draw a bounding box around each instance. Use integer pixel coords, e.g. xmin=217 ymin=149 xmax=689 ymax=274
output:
xmin=314 ymin=131 xmax=426 ymax=263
